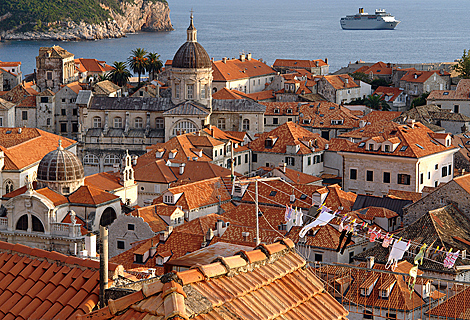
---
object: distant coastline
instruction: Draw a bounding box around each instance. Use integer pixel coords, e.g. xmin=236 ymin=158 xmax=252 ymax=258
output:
xmin=0 ymin=0 xmax=173 ymax=41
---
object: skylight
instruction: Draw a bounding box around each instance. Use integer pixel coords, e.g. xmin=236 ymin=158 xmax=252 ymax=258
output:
xmin=269 ymin=191 xmax=277 ymax=196
xmin=359 ymin=142 xmax=366 ymax=148
xmin=464 ymin=134 xmax=470 ymax=139
xmin=400 ymin=145 xmax=408 ymax=151
xmin=415 ymin=143 xmax=424 ymax=149
xmin=443 ymin=92 xmax=449 ymax=95
xmin=359 ymin=130 xmax=364 ymax=132
xmin=329 ymin=106 xmax=335 ymax=110
xmin=431 ymin=140 xmax=439 ymax=145
xmin=300 ymin=194 xmax=307 ymax=200
xmin=459 ymin=144 xmax=464 ymax=148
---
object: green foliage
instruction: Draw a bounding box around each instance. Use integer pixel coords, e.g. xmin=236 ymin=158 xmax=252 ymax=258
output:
xmin=128 ymin=48 xmax=148 ymax=86
xmin=370 ymin=78 xmax=391 ymax=90
xmin=349 ymin=72 xmax=371 ymax=84
xmin=411 ymin=92 xmax=430 ymax=108
xmin=109 ymin=61 xmax=131 ymax=87
xmin=0 ymin=0 xmax=167 ymax=31
xmin=146 ymin=52 xmax=163 ymax=81
xmin=345 ymin=97 xmax=366 ymax=105
xmin=453 ymin=49 xmax=470 ymax=79
xmin=364 ymin=94 xmax=390 ymax=111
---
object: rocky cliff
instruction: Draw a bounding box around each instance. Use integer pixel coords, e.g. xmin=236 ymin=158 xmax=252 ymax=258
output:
xmin=0 ymin=0 xmax=173 ymax=41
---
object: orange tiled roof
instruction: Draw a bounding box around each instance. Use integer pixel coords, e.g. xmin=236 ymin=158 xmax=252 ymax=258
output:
xmin=248 ymin=121 xmax=329 ymax=154
xmin=202 ymin=125 xmax=244 ymax=143
xmin=240 ymin=89 xmax=276 ymax=101
xmin=153 ymin=177 xmax=231 ymax=211
xmin=321 ymin=74 xmax=359 ymax=90
xmin=354 ymin=61 xmax=393 ymax=75
xmin=35 ymin=187 xmax=68 ymax=206
xmin=428 ymin=79 xmax=470 ymax=101
xmin=212 ymin=57 xmax=276 ymax=82
xmin=400 ymin=70 xmax=448 ymax=83
xmin=68 ymin=185 xmax=119 ymax=205
xmin=0 ymin=84 xmax=38 ymax=104
xmin=258 ymin=166 xmax=322 ymax=184
xmin=273 ymin=58 xmax=328 ymax=68
xmin=361 ymin=110 xmax=403 ymax=122
xmin=428 ymin=285 xmax=470 ymax=318
xmin=0 ymin=128 xmax=76 ymax=170
xmin=261 ymin=101 xmax=301 ymax=116
xmin=387 ymin=189 xmax=422 ymax=202
xmin=342 ymin=121 xmax=458 ymax=158
xmin=75 ymin=58 xmax=113 ymax=73
xmin=287 ymin=224 xmax=354 ymax=250
xmin=338 ymin=120 xmax=400 ymax=139
xmin=212 ymin=87 xmax=244 ymax=100
xmin=86 ymin=239 xmax=348 ymax=320
xmin=327 ymin=138 xmax=355 ymax=151
xmin=373 ymin=86 xmax=404 ymax=103
xmin=60 ymin=81 xmax=84 ymax=94
xmin=132 ymin=204 xmax=169 ymax=233
xmin=298 ymin=101 xmax=360 ymax=129
xmin=349 ymin=206 xmax=398 ymax=220
xmin=0 ymin=241 xmax=120 ymax=320
xmin=84 ymin=171 xmax=122 ymax=191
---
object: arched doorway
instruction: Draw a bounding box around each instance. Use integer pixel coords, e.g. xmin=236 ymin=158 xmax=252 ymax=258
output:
xmin=100 ymin=207 xmax=117 ymax=226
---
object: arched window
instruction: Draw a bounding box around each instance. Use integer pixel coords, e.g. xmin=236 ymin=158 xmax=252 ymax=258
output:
xmin=172 ymin=121 xmax=197 ymax=136
xmin=114 ymin=117 xmax=122 ymax=128
xmin=4 ymin=180 xmax=13 ymax=194
xmin=104 ymin=154 xmax=121 ymax=165
xmin=32 ymin=215 xmax=44 ymax=232
xmin=243 ymin=119 xmax=250 ymax=130
xmin=155 ymin=117 xmax=164 ymax=129
xmin=93 ymin=116 xmax=101 ymax=128
xmin=100 ymin=207 xmax=117 ymax=226
xmin=83 ymin=154 xmax=99 ymax=165
xmin=217 ymin=118 xmax=226 ymax=130
xmin=134 ymin=117 xmax=143 ymax=128
xmin=16 ymin=215 xmax=28 ymax=231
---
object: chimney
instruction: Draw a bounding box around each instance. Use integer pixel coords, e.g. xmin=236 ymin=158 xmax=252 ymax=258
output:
xmin=85 ymin=233 xmax=97 ymax=257
xmin=407 ymin=119 xmax=416 ymax=128
xmin=240 ymin=54 xmax=245 ymax=62
xmin=148 ymin=268 xmax=156 ymax=277
xmin=132 ymin=155 xmax=138 ymax=166
xmin=414 ymin=74 xmax=418 ymax=79
xmin=223 ymin=57 xmax=227 ymax=64
xmin=179 ymin=163 xmax=185 ymax=175
xmin=359 ymin=120 xmax=366 ymax=128
xmin=281 ymin=162 xmax=287 ymax=173
xmin=242 ymin=231 xmax=250 ymax=241
xmin=367 ymin=256 xmax=375 ymax=269
xmin=18 ymin=128 xmax=22 ymax=134
xmin=247 ymin=53 xmax=252 ymax=61
xmin=99 ymin=226 xmax=109 ymax=307
xmin=206 ymin=228 xmax=214 ymax=241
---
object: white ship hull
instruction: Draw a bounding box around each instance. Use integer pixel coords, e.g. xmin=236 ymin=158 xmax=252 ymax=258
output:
xmin=340 ymin=8 xmax=400 ymax=30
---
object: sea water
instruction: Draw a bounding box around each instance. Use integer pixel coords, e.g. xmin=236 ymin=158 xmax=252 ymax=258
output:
xmin=0 ymin=0 xmax=469 ymax=75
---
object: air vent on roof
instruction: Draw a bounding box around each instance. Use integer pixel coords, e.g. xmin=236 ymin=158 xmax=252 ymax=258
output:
xmin=269 ymin=191 xmax=277 ymax=196
xmin=415 ymin=143 xmax=424 ymax=149
xmin=359 ymin=130 xmax=364 ymax=132
xmin=400 ymin=146 xmax=408 ymax=151
xmin=329 ymin=106 xmax=335 ymax=110
xmin=6 ymin=130 xmax=11 ymax=134
xmin=300 ymin=194 xmax=307 ymax=200
xmin=359 ymin=142 xmax=366 ymax=148
xmin=443 ymin=92 xmax=449 ymax=95
xmin=320 ymin=114 xmax=324 ymax=117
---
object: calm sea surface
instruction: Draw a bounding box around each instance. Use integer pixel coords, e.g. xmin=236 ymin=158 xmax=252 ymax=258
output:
xmin=0 ymin=0 xmax=469 ymax=75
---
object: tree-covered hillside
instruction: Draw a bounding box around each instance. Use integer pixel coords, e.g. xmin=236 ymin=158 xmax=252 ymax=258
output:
xmin=0 ymin=0 xmax=166 ymax=32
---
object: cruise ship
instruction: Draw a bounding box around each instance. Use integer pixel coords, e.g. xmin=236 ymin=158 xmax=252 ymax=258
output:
xmin=340 ymin=8 xmax=400 ymax=30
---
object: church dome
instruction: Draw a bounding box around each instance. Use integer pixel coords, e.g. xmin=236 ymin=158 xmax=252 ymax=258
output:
xmin=172 ymin=14 xmax=211 ymax=69
xmin=37 ymin=141 xmax=84 ymax=194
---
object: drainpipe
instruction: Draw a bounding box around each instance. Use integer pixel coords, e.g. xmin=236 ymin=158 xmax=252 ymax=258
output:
xmin=99 ymin=225 xmax=108 ymax=307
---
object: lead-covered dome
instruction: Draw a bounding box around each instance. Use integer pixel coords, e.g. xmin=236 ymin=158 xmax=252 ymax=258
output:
xmin=37 ymin=141 xmax=84 ymax=194
xmin=172 ymin=13 xmax=211 ymax=69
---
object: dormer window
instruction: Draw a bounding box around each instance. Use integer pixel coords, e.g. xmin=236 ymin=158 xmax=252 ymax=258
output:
xmin=169 ymin=150 xmax=177 ymax=159
xmin=287 ymin=108 xmax=293 ymax=114
xmin=155 ymin=149 xmax=165 ymax=158
xmin=331 ymin=120 xmax=343 ymax=125
xmin=368 ymin=144 xmax=374 ymax=151
xmin=265 ymin=137 xmax=277 ymax=148
xmin=134 ymin=254 xmax=144 ymax=264
xmin=274 ymin=108 xmax=280 ymax=114
xmin=164 ymin=194 xmax=174 ymax=204
xmin=303 ymin=119 xmax=311 ymax=124
xmin=384 ymin=144 xmax=390 ymax=152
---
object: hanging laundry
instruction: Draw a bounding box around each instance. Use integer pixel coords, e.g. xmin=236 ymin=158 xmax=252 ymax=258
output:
xmin=336 ymin=225 xmax=353 ymax=255
xmin=296 ymin=208 xmax=304 ymax=227
xmin=299 ymin=209 xmax=335 ymax=238
xmin=444 ymin=250 xmax=460 ymax=269
xmin=284 ymin=205 xmax=290 ymax=221
xmin=408 ymin=265 xmax=419 ymax=298
xmin=285 ymin=205 xmax=294 ymax=222
xmin=414 ymin=244 xmax=427 ymax=266
xmin=382 ymin=235 xmax=393 ymax=248
xmin=386 ymin=239 xmax=411 ymax=271
xmin=368 ymin=228 xmax=381 ymax=242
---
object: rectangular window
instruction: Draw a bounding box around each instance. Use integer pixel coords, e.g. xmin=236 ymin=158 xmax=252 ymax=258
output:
xmin=383 ymin=172 xmax=390 ymax=183
xmin=366 ymin=170 xmax=373 ymax=182
xmin=349 ymin=251 xmax=354 ymax=263
xmin=252 ymin=153 xmax=257 ymax=162
xmin=73 ymin=108 xmax=78 ymax=116
xmin=448 ymin=164 xmax=452 ymax=176
xmin=364 ymin=309 xmax=373 ymax=320
xmin=428 ymin=172 xmax=431 ymax=179
xmin=128 ymin=224 xmax=135 ymax=231
xmin=60 ymin=123 xmax=67 ymax=132
xmin=442 ymin=166 xmax=448 ymax=177
xmin=46 ymin=118 xmax=51 ymax=125
xmin=454 ymin=105 xmax=460 ymax=113
xmin=201 ymin=86 xmax=206 ymax=99
xmin=61 ymin=109 xmax=66 ymax=116
xmin=398 ymin=174 xmax=411 ymax=185
xmin=420 ymin=173 xmax=424 ymax=184
xmin=175 ymin=84 xmax=180 ymax=99
xmin=384 ymin=144 xmax=390 ymax=152
xmin=22 ymin=111 xmax=28 ymax=120
xmin=245 ymin=154 xmax=248 ymax=163
xmin=368 ymin=144 xmax=374 ymax=151
xmin=435 ymin=164 xmax=438 ymax=170
xmin=0 ymin=118 xmax=3 ymax=127
xmin=117 ymin=240 xmax=125 ymax=249
xmin=135 ymin=254 xmax=143 ymax=263
xmin=350 ymin=168 xmax=357 ymax=180
xmin=314 ymin=254 xmax=323 ymax=262
xmin=40 ymin=97 xmax=48 ymax=103
xmin=285 ymin=157 xmax=295 ymax=166
xmin=237 ymin=155 xmax=241 ymax=166
xmin=273 ymin=118 xmax=279 ymax=125
xmin=386 ymin=313 xmax=397 ymax=320
xmin=308 ymin=157 xmax=311 ymax=166
xmin=47 ymin=71 xmax=52 ymax=80
xmin=187 ymin=84 xmax=194 ymax=100
xmin=72 ymin=122 xmax=78 ymax=132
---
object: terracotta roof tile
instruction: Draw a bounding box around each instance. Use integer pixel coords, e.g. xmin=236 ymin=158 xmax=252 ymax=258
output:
xmin=68 ymin=185 xmax=119 ymax=205
xmin=373 ymin=86 xmax=404 ymax=103
xmin=261 ymin=101 xmax=301 ymax=116
xmin=400 ymin=70 xmax=447 ymax=83
xmin=212 ymin=58 xmax=276 ymax=82
xmin=212 ymin=87 xmax=245 ymax=100
xmin=87 ymin=241 xmax=347 ymax=320
xmin=361 ymin=110 xmax=402 ymax=122
xmin=320 ymin=74 xmax=359 ymax=90
xmin=273 ymin=59 xmax=328 ymax=69
xmin=298 ymin=102 xmax=359 ymax=130
xmin=387 ymin=189 xmax=422 ymax=202
xmin=354 ymin=61 xmax=393 ymax=75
